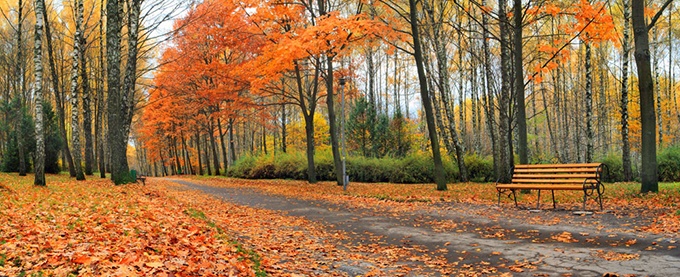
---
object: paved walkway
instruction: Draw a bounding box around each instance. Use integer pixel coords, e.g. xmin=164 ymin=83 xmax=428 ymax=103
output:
xmin=168 ymin=179 xmax=680 ymax=276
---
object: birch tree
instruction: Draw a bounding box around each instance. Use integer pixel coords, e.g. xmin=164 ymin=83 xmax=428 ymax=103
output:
xmin=620 ymin=0 xmax=633 ymax=181
xmin=33 ymin=0 xmax=45 ymax=186
xmin=70 ymin=0 xmax=86 ymax=180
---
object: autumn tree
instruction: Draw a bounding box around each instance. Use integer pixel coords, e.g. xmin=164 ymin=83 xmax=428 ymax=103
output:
xmin=632 ymin=0 xmax=673 ymax=193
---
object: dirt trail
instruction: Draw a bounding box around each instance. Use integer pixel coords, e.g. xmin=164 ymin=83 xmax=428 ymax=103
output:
xmin=168 ymin=179 xmax=680 ymax=276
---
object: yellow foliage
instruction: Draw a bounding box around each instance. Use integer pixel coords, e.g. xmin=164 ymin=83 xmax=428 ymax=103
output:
xmin=286 ymin=113 xmax=330 ymax=152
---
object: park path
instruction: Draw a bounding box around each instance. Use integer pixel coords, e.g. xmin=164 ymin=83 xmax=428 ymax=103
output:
xmin=167 ymin=178 xmax=680 ymax=276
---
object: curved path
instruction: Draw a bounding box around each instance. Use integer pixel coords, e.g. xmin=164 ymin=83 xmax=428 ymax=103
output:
xmin=168 ymin=179 xmax=680 ymax=276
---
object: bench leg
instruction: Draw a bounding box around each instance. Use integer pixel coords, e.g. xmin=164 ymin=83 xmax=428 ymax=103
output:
xmin=497 ymin=190 xmax=501 ymax=206
xmin=582 ymin=191 xmax=587 ymax=211
xmin=597 ymin=187 xmax=603 ymax=210
xmin=551 ymin=190 xmax=556 ymax=209
xmin=536 ymin=190 xmax=541 ymax=210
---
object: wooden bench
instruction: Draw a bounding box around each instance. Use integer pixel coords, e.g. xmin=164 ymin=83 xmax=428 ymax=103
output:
xmin=496 ymin=163 xmax=606 ymax=211
xmin=136 ymin=175 xmax=147 ymax=185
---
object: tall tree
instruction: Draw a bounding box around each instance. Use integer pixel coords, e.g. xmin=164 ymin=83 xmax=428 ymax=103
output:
xmin=42 ymin=0 xmax=77 ymax=178
xmin=408 ymin=0 xmax=447 ymax=190
xmin=631 ymin=0 xmax=673 ymax=193
xmin=514 ymin=0 xmax=528 ymax=165
xmin=33 ymin=0 xmax=46 ymax=186
xmin=106 ymin=0 xmax=128 ymax=184
xmin=70 ymin=0 xmax=86 ymax=180
xmin=422 ymin=0 xmax=468 ymax=182
xmin=16 ymin=0 xmax=27 ymax=176
xmin=620 ymin=0 xmax=633 ymax=181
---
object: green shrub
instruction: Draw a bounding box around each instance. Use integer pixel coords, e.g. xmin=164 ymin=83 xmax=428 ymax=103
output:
xmin=249 ymin=154 xmax=277 ymax=179
xmin=228 ymin=155 xmax=256 ymax=178
xmin=391 ymin=153 xmax=433 ymax=183
xmin=273 ymin=152 xmax=306 ymax=179
xmin=464 ymin=154 xmax=494 ymax=182
xmin=313 ymin=151 xmax=336 ymax=181
xmin=599 ymin=152 xmax=624 ymax=182
xmin=349 ymin=156 xmax=395 ymax=183
xmin=658 ymin=146 xmax=680 ymax=182
xmin=228 ymin=151 xmax=461 ymax=184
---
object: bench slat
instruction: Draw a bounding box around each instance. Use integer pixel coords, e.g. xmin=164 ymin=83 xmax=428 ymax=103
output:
xmin=497 ymin=184 xmax=597 ymax=190
xmin=512 ymin=174 xmax=598 ymax=179
xmin=512 ymin=178 xmax=599 ymax=184
xmin=514 ymin=168 xmax=600 ymax=174
xmin=514 ymin=163 xmax=603 ymax=169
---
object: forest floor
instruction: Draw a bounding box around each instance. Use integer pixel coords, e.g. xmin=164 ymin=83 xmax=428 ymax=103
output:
xmin=1 ymin=173 xmax=679 ymax=276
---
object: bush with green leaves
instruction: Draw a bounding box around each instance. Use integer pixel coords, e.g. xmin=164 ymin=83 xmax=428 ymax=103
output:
xmin=464 ymin=154 xmax=494 ymax=182
xmin=1 ymin=102 xmax=36 ymax=173
xmin=658 ymin=146 xmax=680 ymax=182
xmin=599 ymin=152 xmax=625 ymax=182
xmin=228 ymin=151 xmax=465 ymax=184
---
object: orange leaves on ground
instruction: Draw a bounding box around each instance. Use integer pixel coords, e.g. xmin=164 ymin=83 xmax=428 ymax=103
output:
xmin=0 ymin=173 xmax=258 ymax=276
xmin=551 ymin=232 xmax=578 ymax=243
xmin=592 ymin=250 xmax=640 ymax=261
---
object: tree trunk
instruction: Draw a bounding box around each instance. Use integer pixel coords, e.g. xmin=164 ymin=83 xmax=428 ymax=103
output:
xmin=217 ymin=117 xmax=228 ymax=170
xmin=42 ymin=1 xmax=76 ymax=177
xmin=325 ymin=56 xmax=343 ymax=186
xmin=229 ymin=118 xmax=237 ymax=164
xmin=481 ymin=0 xmax=499 ymax=178
xmin=281 ymin=102 xmax=287 ymax=153
xmin=620 ymin=0 xmax=633 ymax=181
xmin=498 ymin=0 xmax=513 ymax=183
xmin=204 ymin=134 xmax=212 ymax=176
xmin=514 ymin=0 xmax=528 ymax=165
xmin=97 ymin=0 xmax=106 ymax=178
xmin=653 ymin=29 xmax=663 ymax=148
xmin=632 ymin=0 xmax=659 ymax=193
xmin=106 ymin=0 xmax=129 ymax=184
xmin=409 ymin=0 xmax=447 ymax=190
xmin=16 ymin=0 xmax=27 ymax=177
xmin=422 ymin=0 xmax=468 ymax=182
xmin=303 ymin=113 xmax=317 ymax=183
xmin=209 ymin=118 xmax=221 ymax=175
xmin=584 ymin=42 xmax=594 ymax=163
xmin=33 ymin=0 xmax=46 ymax=186
xmin=196 ymin=129 xmax=203 ymax=175
xmin=81 ymin=34 xmax=94 ymax=176
xmin=70 ymin=0 xmax=85 ymax=180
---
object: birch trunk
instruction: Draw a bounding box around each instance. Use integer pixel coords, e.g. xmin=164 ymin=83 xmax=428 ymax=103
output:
xmin=481 ymin=0 xmax=499 ymax=177
xmin=653 ymin=29 xmax=663 ymax=148
xmin=16 ymin=0 xmax=27 ymax=176
xmin=498 ymin=0 xmax=513 ymax=183
xmin=585 ymin=42 xmax=593 ymax=163
xmin=422 ymin=0 xmax=468 ymax=181
xmin=33 ymin=0 xmax=46 ymax=186
xmin=81 ymin=35 xmax=94 ymax=176
xmin=70 ymin=0 xmax=85 ymax=180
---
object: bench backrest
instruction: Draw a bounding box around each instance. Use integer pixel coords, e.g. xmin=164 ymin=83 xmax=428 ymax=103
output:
xmin=511 ymin=163 xmax=605 ymax=186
